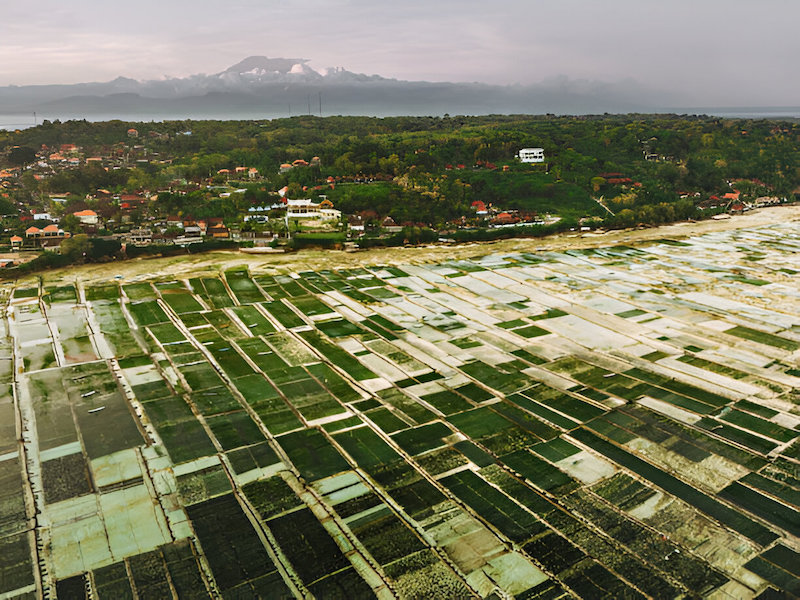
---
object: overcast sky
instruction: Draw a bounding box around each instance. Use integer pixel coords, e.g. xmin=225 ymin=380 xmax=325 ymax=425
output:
xmin=2 ymin=0 xmax=798 ymax=106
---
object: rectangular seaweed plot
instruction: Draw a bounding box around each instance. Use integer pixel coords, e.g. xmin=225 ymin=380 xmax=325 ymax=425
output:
xmin=277 ymin=429 xmax=350 ymax=481
xmin=41 ymin=452 xmax=93 ymax=503
xmin=190 ymin=277 xmax=235 ymax=309
xmin=123 ymin=283 xmax=156 ymax=301
xmin=0 ymin=459 xmax=27 ymax=537
xmin=29 ymin=370 xmax=80 ymax=452
xmin=441 ymin=470 xmax=545 ymax=544
xmin=68 ymin=368 xmax=145 ymax=459
xmin=0 ymin=531 xmax=36 ymax=596
xmin=127 ymin=300 xmax=170 ymax=327
xmin=230 ymin=306 xmax=275 ymax=336
xmin=90 ymin=301 xmax=142 ymax=358
xmin=225 ymin=270 xmax=267 ymax=304
xmin=186 ymin=494 xmax=292 ymax=597
xmin=333 ymin=427 xmax=401 ymax=468
xmin=744 ymin=546 xmax=800 ymax=596
xmin=267 ymin=507 xmax=372 ymax=596
xmin=92 ymin=561 xmax=134 ymax=599
xmin=231 ymin=376 xmax=303 ymax=436
xmin=447 ymin=407 xmax=540 ymax=455
xmin=162 ymin=539 xmax=215 ymax=598
xmin=718 ymin=482 xmax=800 ymax=537
xmin=160 ymin=291 xmax=204 ymax=314
xmin=260 ymin=301 xmax=306 ymax=329
xmin=154 ymin=417 xmax=218 ymax=465
xmin=297 ymin=331 xmax=377 ymax=381
xmin=345 ymin=504 xmax=427 ymax=567
xmin=276 ymin=375 xmax=346 ymax=422
xmin=206 ymin=410 xmax=266 ymax=452
xmin=127 ymin=549 xmax=173 ymax=598
xmin=571 ymin=428 xmax=778 ymax=546
xmin=202 ymin=277 xmax=236 ymax=308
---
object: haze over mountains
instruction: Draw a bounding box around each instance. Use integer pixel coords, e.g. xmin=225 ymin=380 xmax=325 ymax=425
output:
xmin=0 ymin=56 xmax=660 ymax=120
xmin=0 ymin=56 xmax=794 ymax=123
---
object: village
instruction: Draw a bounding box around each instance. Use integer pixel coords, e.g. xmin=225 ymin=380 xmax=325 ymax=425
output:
xmin=0 ymin=117 xmax=793 ymax=270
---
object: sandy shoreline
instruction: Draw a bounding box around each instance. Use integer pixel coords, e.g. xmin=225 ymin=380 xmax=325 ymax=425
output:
xmin=7 ymin=204 xmax=800 ymax=288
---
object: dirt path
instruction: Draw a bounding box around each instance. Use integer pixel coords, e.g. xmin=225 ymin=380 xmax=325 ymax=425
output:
xmin=20 ymin=204 xmax=800 ymax=288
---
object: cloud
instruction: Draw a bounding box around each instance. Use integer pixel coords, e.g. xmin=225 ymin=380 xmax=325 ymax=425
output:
xmin=1 ymin=0 xmax=798 ymax=106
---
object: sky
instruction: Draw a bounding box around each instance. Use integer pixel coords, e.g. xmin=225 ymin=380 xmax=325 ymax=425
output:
xmin=2 ymin=0 xmax=798 ymax=106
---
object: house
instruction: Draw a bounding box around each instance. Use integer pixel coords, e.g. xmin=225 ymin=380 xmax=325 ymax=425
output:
xmin=471 ymin=200 xmax=488 ymax=215
xmin=73 ymin=209 xmax=99 ymax=225
xmin=696 ymin=196 xmax=726 ymax=210
xmin=729 ymin=202 xmax=745 ymax=215
xmin=348 ymin=215 xmax=365 ymax=234
xmin=207 ymin=225 xmax=230 ymax=239
xmin=41 ymin=238 xmax=66 ymax=253
xmin=174 ymin=233 xmax=203 ymax=246
xmin=492 ymin=212 xmax=518 ymax=226
xmin=127 ymin=128 xmax=139 ymax=138
xmin=25 ymin=226 xmax=41 ymax=238
xmin=41 ymin=224 xmax=63 ymax=237
xmin=517 ymin=148 xmax=545 ymax=163
xmin=381 ymin=216 xmax=402 ymax=233
xmin=286 ymin=199 xmax=340 ymax=220
xmin=127 ymin=227 xmax=153 ymax=246
xmin=320 ymin=208 xmax=342 ymax=220
xmin=279 ymin=163 xmax=293 ymax=173
xmin=10 ymin=235 xmax=22 ymax=249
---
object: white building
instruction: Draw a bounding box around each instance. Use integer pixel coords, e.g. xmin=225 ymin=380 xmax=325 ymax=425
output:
xmin=286 ymin=199 xmax=340 ymax=220
xmin=518 ymin=148 xmax=545 ymax=163
xmin=73 ymin=209 xmax=99 ymax=225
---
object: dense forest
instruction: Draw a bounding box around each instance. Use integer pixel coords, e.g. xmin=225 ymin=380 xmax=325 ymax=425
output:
xmin=2 ymin=114 xmax=798 ymax=233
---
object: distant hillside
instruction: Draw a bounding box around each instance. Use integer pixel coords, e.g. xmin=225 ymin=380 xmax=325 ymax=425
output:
xmin=0 ymin=56 xmax=677 ymax=121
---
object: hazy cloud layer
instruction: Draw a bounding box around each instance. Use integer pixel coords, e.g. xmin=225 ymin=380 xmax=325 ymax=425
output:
xmin=2 ymin=0 xmax=798 ymax=106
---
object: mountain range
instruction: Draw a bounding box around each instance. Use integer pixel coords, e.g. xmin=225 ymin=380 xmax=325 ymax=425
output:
xmin=0 ymin=56 xmax=695 ymax=122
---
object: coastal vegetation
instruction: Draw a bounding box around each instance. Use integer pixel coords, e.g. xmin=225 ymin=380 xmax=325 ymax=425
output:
xmin=0 ymin=114 xmax=797 ymax=272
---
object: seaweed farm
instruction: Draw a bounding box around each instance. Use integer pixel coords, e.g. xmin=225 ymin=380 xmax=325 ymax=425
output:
xmin=2 ymin=222 xmax=800 ymax=599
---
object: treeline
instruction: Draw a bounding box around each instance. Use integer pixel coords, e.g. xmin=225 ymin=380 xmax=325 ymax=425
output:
xmin=3 ymin=113 xmax=799 ymax=232
xmin=8 ymin=114 xmax=799 ymax=194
